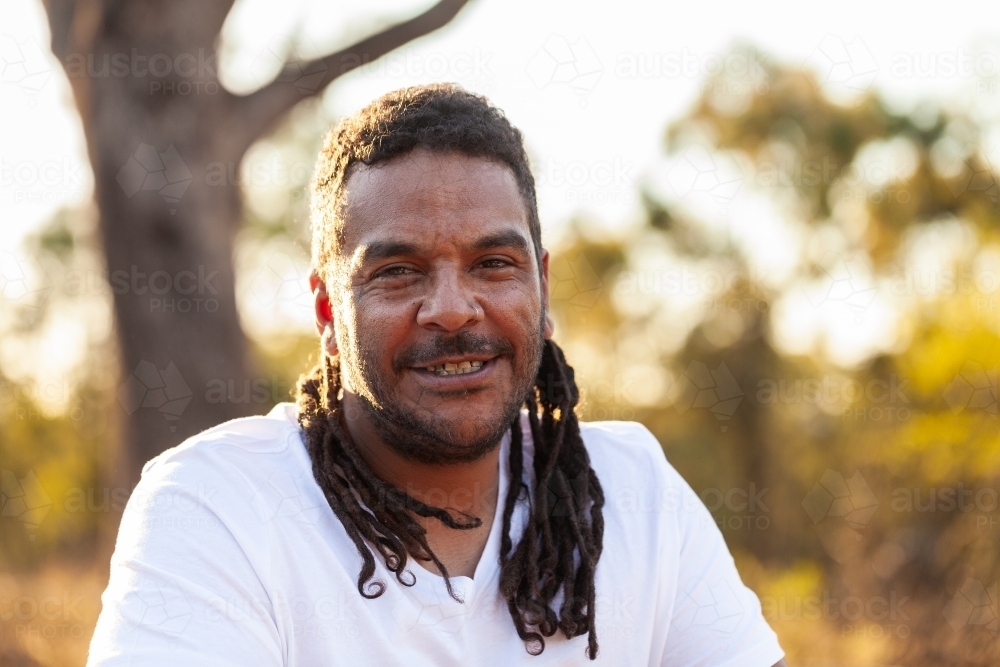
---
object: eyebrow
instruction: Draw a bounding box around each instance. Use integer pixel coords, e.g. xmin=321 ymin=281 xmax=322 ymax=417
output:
xmin=470 ymin=230 xmax=532 ymax=254
xmin=360 ymin=241 xmax=421 ymax=264
xmin=360 ymin=230 xmax=532 ymax=265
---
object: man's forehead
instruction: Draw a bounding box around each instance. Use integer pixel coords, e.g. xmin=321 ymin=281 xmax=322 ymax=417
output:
xmin=337 ymin=149 xmax=533 ymax=259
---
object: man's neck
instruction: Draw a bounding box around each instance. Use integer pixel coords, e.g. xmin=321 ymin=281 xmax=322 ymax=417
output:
xmin=340 ymin=393 xmax=502 ymax=578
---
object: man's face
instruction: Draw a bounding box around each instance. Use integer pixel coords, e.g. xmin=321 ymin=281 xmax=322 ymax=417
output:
xmin=317 ymin=148 xmax=553 ymax=464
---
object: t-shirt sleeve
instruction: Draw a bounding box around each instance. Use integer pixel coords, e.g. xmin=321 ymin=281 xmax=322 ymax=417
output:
xmin=87 ymin=449 xmax=283 ymax=667
xmin=657 ymin=453 xmax=785 ymax=667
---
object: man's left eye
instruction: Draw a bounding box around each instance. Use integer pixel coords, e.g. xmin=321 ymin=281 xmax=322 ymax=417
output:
xmin=377 ymin=266 xmax=414 ymax=277
xmin=480 ymin=259 xmax=510 ymax=269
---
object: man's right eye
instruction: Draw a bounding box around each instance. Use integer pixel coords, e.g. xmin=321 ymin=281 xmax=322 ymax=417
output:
xmin=375 ymin=266 xmax=416 ymax=278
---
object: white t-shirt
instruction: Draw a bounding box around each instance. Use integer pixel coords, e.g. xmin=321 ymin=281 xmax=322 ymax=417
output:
xmin=88 ymin=403 xmax=784 ymax=666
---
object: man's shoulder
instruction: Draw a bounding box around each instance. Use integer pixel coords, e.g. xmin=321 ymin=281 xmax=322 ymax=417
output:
xmin=579 ymin=418 xmax=660 ymax=452
xmin=578 ymin=418 xmax=680 ymax=484
xmin=144 ymin=402 xmax=301 ymax=466
xmin=136 ymin=402 xmax=307 ymax=502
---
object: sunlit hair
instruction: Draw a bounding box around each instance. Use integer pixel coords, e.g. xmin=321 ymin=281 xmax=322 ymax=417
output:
xmin=298 ymin=84 xmax=605 ymax=658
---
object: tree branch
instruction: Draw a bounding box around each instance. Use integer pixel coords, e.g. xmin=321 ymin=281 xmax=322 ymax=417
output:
xmin=41 ymin=0 xmax=80 ymax=60
xmin=229 ymin=0 xmax=472 ymax=150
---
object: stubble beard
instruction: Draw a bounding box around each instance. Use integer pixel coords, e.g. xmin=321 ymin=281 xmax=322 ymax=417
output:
xmin=347 ymin=321 xmax=545 ymax=465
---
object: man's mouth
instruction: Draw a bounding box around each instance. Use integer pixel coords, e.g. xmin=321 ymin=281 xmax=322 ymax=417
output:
xmin=420 ymin=359 xmax=492 ymax=377
xmin=424 ymin=360 xmax=484 ymax=376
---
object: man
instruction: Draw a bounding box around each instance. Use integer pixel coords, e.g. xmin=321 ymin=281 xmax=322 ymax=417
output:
xmin=88 ymin=84 xmax=787 ymax=666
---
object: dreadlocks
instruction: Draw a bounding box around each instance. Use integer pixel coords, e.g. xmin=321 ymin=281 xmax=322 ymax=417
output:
xmin=295 ymin=338 xmax=605 ymax=658
xmin=297 ymin=83 xmax=605 ymax=659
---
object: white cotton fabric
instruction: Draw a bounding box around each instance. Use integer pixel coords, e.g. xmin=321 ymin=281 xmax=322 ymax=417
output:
xmin=87 ymin=403 xmax=784 ymax=666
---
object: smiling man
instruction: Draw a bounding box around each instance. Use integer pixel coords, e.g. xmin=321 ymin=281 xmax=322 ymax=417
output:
xmin=88 ymin=84 xmax=787 ymax=666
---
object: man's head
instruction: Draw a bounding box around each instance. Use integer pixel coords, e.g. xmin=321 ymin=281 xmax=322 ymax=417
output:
xmin=308 ymin=84 xmax=553 ymax=463
xmin=311 ymin=83 xmax=544 ymax=279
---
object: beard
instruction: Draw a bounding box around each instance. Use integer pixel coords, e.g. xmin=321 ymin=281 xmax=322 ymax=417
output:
xmin=347 ymin=319 xmax=545 ymax=465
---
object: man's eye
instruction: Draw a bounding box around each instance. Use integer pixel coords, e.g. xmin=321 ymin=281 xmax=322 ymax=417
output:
xmin=376 ymin=266 xmax=415 ymax=278
xmin=480 ymin=258 xmax=511 ymax=269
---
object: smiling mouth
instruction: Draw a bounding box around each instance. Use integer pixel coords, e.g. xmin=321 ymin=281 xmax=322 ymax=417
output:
xmin=424 ymin=360 xmax=485 ymax=376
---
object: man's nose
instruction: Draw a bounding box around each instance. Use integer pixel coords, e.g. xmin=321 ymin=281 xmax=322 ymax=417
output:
xmin=415 ymin=269 xmax=484 ymax=332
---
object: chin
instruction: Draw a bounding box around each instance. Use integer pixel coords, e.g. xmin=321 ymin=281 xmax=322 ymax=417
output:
xmin=423 ymin=406 xmax=508 ymax=444
xmin=394 ymin=401 xmax=519 ymax=465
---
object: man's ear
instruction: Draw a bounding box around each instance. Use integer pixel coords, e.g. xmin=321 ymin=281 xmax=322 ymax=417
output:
xmin=310 ymin=270 xmax=338 ymax=356
xmin=540 ymin=249 xmax=555 ymax=340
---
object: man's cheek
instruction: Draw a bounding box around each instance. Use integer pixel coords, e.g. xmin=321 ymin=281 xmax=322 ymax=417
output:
xmin=395 ymin=379 xmax=451 ymax=412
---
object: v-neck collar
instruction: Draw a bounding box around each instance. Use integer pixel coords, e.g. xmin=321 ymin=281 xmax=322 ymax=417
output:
xmin=406 ymin=423 xmax=516 ymax=605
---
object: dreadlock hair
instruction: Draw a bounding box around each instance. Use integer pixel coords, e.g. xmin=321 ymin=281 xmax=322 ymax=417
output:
xmin=297 ymin=83 xmax=605 ymax=659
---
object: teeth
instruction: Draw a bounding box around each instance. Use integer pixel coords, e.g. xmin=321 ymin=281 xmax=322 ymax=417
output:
xmin=424 ymin=360 xmax=485 ymax=376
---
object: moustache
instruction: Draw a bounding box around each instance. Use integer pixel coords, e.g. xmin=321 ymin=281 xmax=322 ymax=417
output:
xmin=393 ymin=331 xmax=516 ymax=372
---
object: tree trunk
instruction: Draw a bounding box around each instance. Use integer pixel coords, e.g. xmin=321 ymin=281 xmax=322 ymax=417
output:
xmin=42 ymin=0 xmax=471 ymax=483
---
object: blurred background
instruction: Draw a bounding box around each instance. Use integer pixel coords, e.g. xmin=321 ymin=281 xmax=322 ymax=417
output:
xmin=3 ymin=0 xmax=1000 ymax=664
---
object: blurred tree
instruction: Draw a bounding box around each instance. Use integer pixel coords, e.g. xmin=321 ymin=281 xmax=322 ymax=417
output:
xmin=37 ymin=0 xmax=470 ymax=481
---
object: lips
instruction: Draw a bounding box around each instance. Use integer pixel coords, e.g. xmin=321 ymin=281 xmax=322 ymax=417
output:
xmin=415 ymin=354 xmax=496 ymax=375
xmin=394 ymin=332 xmax=514 ymax=373
xmin=409 ymin=356 xmax=500 ymax=388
